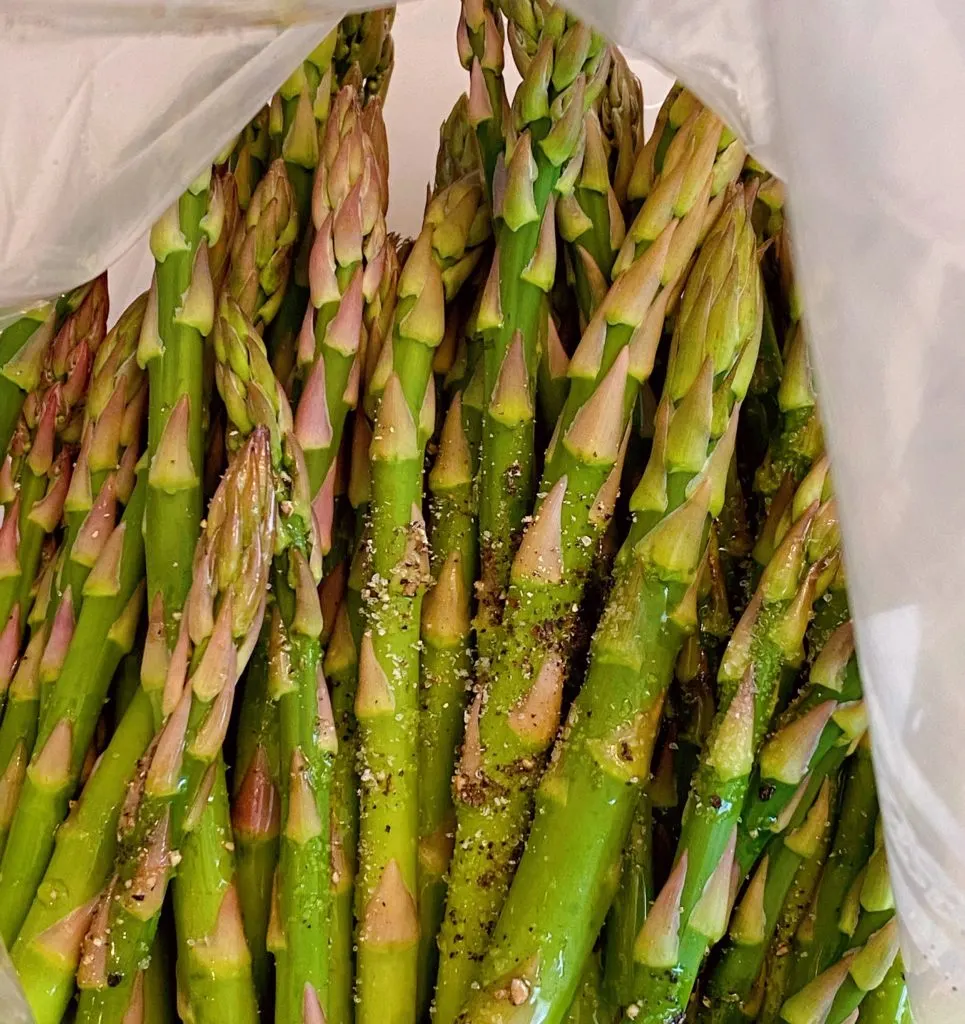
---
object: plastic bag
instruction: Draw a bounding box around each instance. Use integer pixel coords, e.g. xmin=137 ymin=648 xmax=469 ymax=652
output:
xmin=0 ymin=1 xmax=390 ymax=309
xmin=2 ymin=1 xmax=962 ymax=1021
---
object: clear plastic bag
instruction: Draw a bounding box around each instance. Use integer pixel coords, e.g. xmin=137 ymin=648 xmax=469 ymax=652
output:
xmin=2 ymin=1 xmax=961 ymax=1020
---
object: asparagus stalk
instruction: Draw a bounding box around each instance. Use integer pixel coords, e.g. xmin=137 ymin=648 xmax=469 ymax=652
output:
xmin=628 ymin=457 xmax=842 ymax=1022
xmin=296 ymin=83 xmax=390 ymax=506
xmin=231 ymin=640 xmax=281 ymax=1018
xmin=459 ymin=183 xmax=763 ymax=1024
xmin=440 ymin=175 xmax=750 ymax=1024
xmin=704 ymin=775 xmax=837 ymax=1024
xmin=265 ymin=30 xmax=338 ymax=377
xmin=138 ymin=166 xmax=223 ymax=725
xmin=757 ymin=797 xmax=837 ymax=1024
xmin=753 ymin=322 xmax=823 ymax=507
xmin=75 ymin=430 xmax=275 ymax=1023
xmin=10 ymin=685 xmax=157 ymax=1024
xmin=0 ymin=468 xmax=147 ymax=946
xmin=457 ymin=0 xmax=507 ymax=190
xmin=335 ymin=9 xmax=397 ymax=103
xmin=0 ymin=276 xmax=109 ymax=662
xmin=436 ymin=94 xmax=485 ymax=192
xmin=602 ymin=795 xmax=655 ymax=1010
xmin=233 ymin=92 xmax=387 ymax=1022
xmin=356 ymin=173 xmax=489 ymax=1024
xmin=738 ymin=620 xmax=863 ymax=875
xmin=473 ymin=1 xmax=610 ymax=660
xmin=325 ymin=416 xmax=375 ymax=1024
xmin=785 ymin=737 xmax=879 ymax=998
xmin=564 ymin=953 xmax=611 ymax=1024
xmin=857 ymin=956 xmax=910 ymax=1023
xmin=417 ymin=376 xmax=482 ymax=1015
xmin=212 ymin=288 xmax=334 ymax=1024
xmin=0 ymin=302 xmax=58 ymax=462
xmin=0 ymin=296 xmax=148 ymax=862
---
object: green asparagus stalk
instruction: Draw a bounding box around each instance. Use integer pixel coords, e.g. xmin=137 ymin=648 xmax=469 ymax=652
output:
xmin=458 ymin=0 xmax=507 ymax=190
xmin=781 ymin=907 xmax=900 ymax=1024
xmin=436 ymin=94 xmax=484 ymax=192
xmin=75 ymin=430 xmax=275 ymax=1023
xmin=439 ymin=175 xmax=750 ymax=1024
xmin=705 ymin=775 xmax=837 ymax=1023
xmin=0 ymin=276 xmax=109 ymax=665
xmin=0 ymin=302 xmax=58 ymax=462
xmin=10 ymin=685 xmax=156 ymax=1024
xmin=0 ymin=297 xmax=148 ymax=863
xmin=356 ymin=173 xmax=489 ymax=1024
xmin=324 ymin=415 xmax=376 ymax=1024
xmin=564 ymin=953 xmax=611 ymax=1024
xmin=738 ymin=620 xmax=864 ymax=875
xmin=600 ymin=49 xmax=644 ymax=213
xmin=138 ymin=165 xmax=223 ymax=724
xmin=231 ymin=640 xmax=281 ymax=1018
xmin=857 ymin=956 xmax=911 ymax=1023
xmin=212 ymin=289 xmax=334 ymax=1024
xmin=473 ymin=0 xmax=610 ymax=660
xmin=784 ymin=737 xmax=879 ymax=999
xmin=334 ymin=9 xmax=397 ymax=103
xmin=230 ymin=92 xmax=387 ymax=1023
xmin=417 ymin=377 xmax=482 ymax=1015
xmin=232 ymin=106 xmax=272 ymax=212
xmin=628 ymin=458 xmax=841 ymax=1022
xmin=265 ymin=31 xmax=338 ymax=375
xmin=757 ymin=796 xmax=837 ymax=1024
xmin=296 ymin=84 xmax=390 ymax=509
xmin=602 ymin=795 xmax=654 ymax=1010
xmin=753 ymin=322 xmax=823 ymax=507
xmin=0 ymin=467 xmax=147 ymax=946
xmin=458 ymin=183 xmax=763 ymax=1024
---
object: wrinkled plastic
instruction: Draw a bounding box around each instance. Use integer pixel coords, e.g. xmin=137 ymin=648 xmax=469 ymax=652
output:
xmin=0 ymin=2 xmax=388 ymax=308
xmin=1 ymin=1 xmax=961 ymax=1021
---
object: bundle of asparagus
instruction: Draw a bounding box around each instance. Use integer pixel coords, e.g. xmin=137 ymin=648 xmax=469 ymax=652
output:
xmin=0 ymin=5 xmax=910 ymax=1024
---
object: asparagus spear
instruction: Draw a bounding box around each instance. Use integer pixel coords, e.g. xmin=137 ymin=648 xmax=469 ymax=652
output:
xmin=10 ymin=685 xmax=157 ymax=1024
xmin=0 ymin=276 xmax=109 ymax=662
xmin=296 ymin=83 xmax=390 ymax=506
xmin=438 ymin=175 xmax=749 ymax=1024
xmin=602 ymin=795 xmax=655 ymax=1010
xmin=628 ymin=459 xmax=841 ymax=1022
xmin=458 ymin=183 xmax=763 ymax=1024
xmin=704 ymin=776 xmax=837 ymax=1024
xmin=757 ymin=793 xmax=837 ymax=1024
xmin=458 ymin=0 xmax=507 ymax=190
xmin=75 ymin=430 xmax=275 ymax=1023
xmin=0 ymin=303 xmax=58 ymax=462
xmin=785 ymin=737 xmax=879 ymax=998
xmin=738 ymin=620 xmax=863 ymax=875
xmin=138 ymin=165 xmax=223 ymax=723
xmin=0 ymin=296 xmax=148 ymax=861
xmin=335 ymin=9 xmax=397 ymax=103
xmin=265 ymin=29 xmax=338 ymax=378
xmin=857 ymin=956 xmax=911 ymax=1023
xmin=473 ymin=0 xmax=610 ymax=661
xmin=417 ymin=375 xmax=482 ymax=1015
xmin=436 ymin=94 xmax=485 ymax=192
xmin=324 ymin=415 xmax=376 ymax=1024
xmin=356 ymin=173 xmax=490 ymax=1024
xmin=0 ymin=468 xmax=147 ymax=946
xmin=231 ymin=639 xmax=281 ymax=1018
